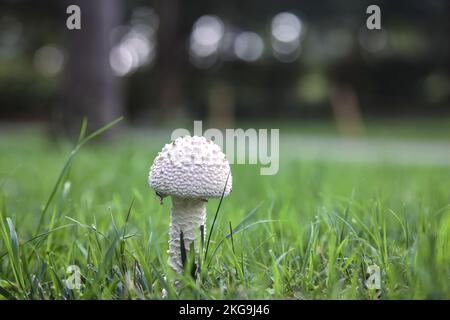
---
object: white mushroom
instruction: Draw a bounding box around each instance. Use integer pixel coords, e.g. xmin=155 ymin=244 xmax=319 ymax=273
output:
xmin=149 ymin=135 xmax=232 ymax=273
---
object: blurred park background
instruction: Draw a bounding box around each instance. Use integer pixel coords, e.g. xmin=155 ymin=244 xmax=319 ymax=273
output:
xmin=0 ymin=0 xmax=449 ymax=138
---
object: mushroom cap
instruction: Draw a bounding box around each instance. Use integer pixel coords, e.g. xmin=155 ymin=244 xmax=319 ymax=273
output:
xmin=149 ymin=135 xmax=232 ymax=199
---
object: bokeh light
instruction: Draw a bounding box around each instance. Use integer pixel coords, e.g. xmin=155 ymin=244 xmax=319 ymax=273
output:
xmin=0 ymin=15 xmax=22 ymax=50
xmin=110 ymin=44 xmax=135 ymax=76
xmin=358 ymin=28 xmax=388 ymax=54
xmin=323 ymin=28 xmax=354 ymax=59
xmin=109 ymin=6 xmax=157 ymax=76
xmin=233 ymin=31 xmax=264 ymax=62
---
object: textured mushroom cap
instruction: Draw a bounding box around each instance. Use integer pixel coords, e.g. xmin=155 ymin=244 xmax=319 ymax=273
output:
xmin=149 ymin=135 xmax=232 ymax=199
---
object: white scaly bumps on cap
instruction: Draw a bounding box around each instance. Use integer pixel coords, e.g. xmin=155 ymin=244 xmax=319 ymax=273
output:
xmin=148 ymin=135 xmax=232 ymax=275
xmin=149 ymin=135 xmax=232 ymax=199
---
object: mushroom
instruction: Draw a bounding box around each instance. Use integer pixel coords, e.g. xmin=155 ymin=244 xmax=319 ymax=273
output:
xmin=149 ymin=135 xmax=232 ymax=273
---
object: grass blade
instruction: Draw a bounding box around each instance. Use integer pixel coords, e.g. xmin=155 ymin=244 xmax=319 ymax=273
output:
xmin=204 ymin=172 xmax=230 ymax=260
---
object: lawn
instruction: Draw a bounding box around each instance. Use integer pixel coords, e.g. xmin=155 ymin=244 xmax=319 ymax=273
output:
xmin=0 ymin=121 xmax=449 ymax=299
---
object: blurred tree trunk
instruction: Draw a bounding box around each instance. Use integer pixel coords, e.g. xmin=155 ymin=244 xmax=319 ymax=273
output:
xmin=155 ymin=0 xmax=183 ymax=123
xmin=58 ymin=0 xmax=123 ymax=138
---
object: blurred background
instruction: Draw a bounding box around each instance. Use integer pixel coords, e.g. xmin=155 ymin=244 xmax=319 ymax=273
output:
xmin=0 ymin=0 xmax=449 ymax=138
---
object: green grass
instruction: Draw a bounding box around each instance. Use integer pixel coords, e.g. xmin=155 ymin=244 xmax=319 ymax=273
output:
xmin=0 ymin=121 xmax=449 ymax=300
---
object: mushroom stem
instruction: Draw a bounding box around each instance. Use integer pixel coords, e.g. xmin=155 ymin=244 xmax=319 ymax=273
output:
xmin=168 ymin=196 xmax=206 ymax=273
